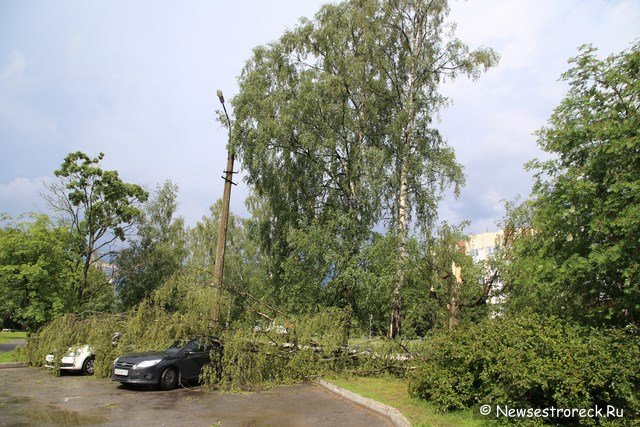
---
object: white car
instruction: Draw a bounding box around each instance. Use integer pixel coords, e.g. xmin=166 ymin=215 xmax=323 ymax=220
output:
xmin=45 ymin=345 xmax=95 ymax=375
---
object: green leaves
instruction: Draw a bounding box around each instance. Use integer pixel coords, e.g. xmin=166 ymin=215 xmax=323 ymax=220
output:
xmin=505 ymin=43 xmax=640 ymax=328
xmin=47 ymin=151 xmax=148 ymax=308
xmin=115 ymin=181 xmax=187 ymax=310
xmin=0 ymin=215 xmax=77 ymax=330
xmin=231 ymin=0 xmax=496 ymax=336
xmin=1 ymin=150 xmax=147 ymax=328
xmin=408 ymin=315 xmax=640 ymax=420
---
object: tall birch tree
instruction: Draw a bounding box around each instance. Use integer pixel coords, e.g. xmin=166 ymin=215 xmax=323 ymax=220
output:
xmin=376 ymin=0 xmax=497 ymax=337
xmin=230 ymin=0 xmax=497 ymax=335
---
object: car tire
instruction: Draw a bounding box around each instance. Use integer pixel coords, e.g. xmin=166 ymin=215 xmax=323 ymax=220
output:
xmin=82 ymin=356 xmax=95 ymax=375
xmin=159 ymin=367 xmax=179 ymax=391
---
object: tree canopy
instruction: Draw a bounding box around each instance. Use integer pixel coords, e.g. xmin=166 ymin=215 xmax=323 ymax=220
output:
xmin=0 ymin=214 xmax=76 ymax=330
xmin=504 ymin=43 xmax=640 ymax=329
xmin=115 ymin=181 xmax=187 ymax=310
xmin=45 ymin=151 xmax=148 ymax=307
xmin=230 ymin=0 xmax=497 ymax=336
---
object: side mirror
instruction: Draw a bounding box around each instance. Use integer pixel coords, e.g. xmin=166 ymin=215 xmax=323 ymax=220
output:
xmin=111 ymin=332 xmax=122 ymax=347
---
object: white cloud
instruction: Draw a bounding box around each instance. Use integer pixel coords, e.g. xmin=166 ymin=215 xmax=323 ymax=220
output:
xmin=0 ymin=176 xmax=53 ymax=217
xmin=436 ymin=0 xmax=640 ymax=233
xmin=1 ymin=50 xmax=26 ymax=87
xmin=1 ymin=0 xmax=639 ymax=233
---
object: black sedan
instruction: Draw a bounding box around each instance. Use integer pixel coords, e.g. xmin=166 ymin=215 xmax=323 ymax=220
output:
xmin=112 ymin=337 xmax=222 ymax=390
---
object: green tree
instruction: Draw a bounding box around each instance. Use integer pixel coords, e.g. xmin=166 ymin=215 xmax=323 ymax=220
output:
xmin=428 ymin=224 xmax=490 ymax=329
xmin=374 ymin=0 xmax=497 ymax=338
xmin=505 ymin=43 xmax=640 ymax=328
xmin=45 ymin=151 xmax=148 ymax=308
xmin=0 ymin=214 xmax=76 ymax=330
xmin=115 ymin=181 xmax=187 ymax=310
xmin=231 ymin=0 xmax=497 ymax=336
xmin=231 ymin=0 xmax=391 ymax=320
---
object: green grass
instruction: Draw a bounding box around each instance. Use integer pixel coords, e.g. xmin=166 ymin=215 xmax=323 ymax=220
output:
xmin=0 ymin=350 xmax=26 ymax=363
xmin=0 ymin=331 xmax=27 ymax=343
xmin=0 ymin=331 xmax=27 ymax=363
xmin=325 ymin=375 xmax=488 ymax=427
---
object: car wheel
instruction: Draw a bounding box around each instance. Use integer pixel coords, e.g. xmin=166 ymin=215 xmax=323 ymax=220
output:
xmin=82 ymin=357 xmax=95 ymax=375
xmin=159 ymin=367 xmax=179 ymax=390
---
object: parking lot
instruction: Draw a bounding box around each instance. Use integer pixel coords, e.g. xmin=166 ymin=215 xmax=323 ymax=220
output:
xmin=0 ymin=367 xmax=390 ymax=426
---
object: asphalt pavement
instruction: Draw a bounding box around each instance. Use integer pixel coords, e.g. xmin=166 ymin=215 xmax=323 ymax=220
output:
xmin=0 ymin=339 xmax=25 ymax=353
xmin=0 ymin=367 xmax=392 ymax=426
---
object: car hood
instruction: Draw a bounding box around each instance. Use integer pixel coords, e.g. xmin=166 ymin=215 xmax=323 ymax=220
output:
xmin=116 ymin=351 xmax=173 ymax=363
xmin=48 ymin=344 xmax=93 ymax=358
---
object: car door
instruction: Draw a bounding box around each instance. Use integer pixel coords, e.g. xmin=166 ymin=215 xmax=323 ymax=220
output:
xmin=176 ymin=340 xmax=202 ymax=381
xmin=191 ymin=340 xmax=212 ymax=371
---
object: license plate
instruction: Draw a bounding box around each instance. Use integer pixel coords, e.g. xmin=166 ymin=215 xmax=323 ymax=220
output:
xmin=114 ymin=368 xmax=128 ymax=376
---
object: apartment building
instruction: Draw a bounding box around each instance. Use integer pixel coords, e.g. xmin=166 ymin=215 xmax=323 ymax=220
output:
xmin=466 ymin=231 xmax=505 ymax=308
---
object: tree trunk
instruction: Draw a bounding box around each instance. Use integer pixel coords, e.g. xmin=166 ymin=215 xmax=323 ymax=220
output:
xmin=390 ymin=153 xmax=409 ymax=338
xmin=79 ymin=242 xmax=92 ymax=305
xmin=448 ymin=261 xmax=461 ymax=330
xmin=389 ymin=23 xmax=418 ymax=338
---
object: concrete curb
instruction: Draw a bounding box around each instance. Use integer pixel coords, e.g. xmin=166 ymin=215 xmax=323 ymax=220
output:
xmin=315 ymin=379 xmax=411 ymax=427
xmin=0 ymin=362 xmax=28 ymax=369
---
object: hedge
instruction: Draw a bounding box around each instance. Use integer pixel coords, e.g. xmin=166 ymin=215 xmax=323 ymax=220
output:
xmin=408 ymin=315 xmax=639 ymax=425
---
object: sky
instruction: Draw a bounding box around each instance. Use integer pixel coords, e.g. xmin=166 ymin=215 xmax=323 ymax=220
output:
xmin=1 ymin=0 xmax=639 ymax=234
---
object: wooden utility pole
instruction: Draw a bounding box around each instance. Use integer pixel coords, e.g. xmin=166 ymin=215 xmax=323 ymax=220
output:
xmin=212 ymin=89 xmax=234 ymax=326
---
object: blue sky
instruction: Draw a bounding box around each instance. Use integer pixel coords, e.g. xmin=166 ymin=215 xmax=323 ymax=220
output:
xmin=1 ymin=0 xmax=639 ymax=234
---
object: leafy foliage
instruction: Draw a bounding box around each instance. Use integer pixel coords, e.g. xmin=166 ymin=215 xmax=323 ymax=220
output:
xmin=408 ymin=315 xmax=640 ymax=424
xmin=116 ymin=181 xmax=187 ymax=309
xmin=201 ymin=308 xmax=355 ymax=391
xmin=45 ymin=151 xmax=148 ymax=308
xmin=230 ymin=0 xmax=497 ymax=337
xmin=0 ymin=214 xmax=77 ymax=330
xmin=185 ymin=198 xmax=270 ymax=328
xmin=424 ymin=224 xmax=491 ymax=329
xmin=504 ymin=43 xmax=640 ymax=328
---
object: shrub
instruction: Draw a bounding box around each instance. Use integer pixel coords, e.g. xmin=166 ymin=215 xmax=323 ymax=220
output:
xmin=408 ymin=315 xmax=639 ymax=424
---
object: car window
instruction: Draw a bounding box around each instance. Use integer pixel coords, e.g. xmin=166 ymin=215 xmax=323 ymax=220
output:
xmin=201 ymin=340 xmax=219 ymax=352
xmin=167 ymin=339 xmax=189 ymax=353
xmin=182 ymin=340 xmax=201 ymax=353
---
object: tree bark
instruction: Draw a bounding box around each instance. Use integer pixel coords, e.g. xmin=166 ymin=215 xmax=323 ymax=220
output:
xmin=448 ymin=261 xmax=461 ymax=330
xmin=389 ymin=12 xmax=420 ymax=338
xmin=389 ymin=154 xmax=408 ymax=338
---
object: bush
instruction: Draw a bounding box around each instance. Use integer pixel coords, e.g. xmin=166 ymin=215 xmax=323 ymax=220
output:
xmin=408 ymin=315 xmax=639 ymax=424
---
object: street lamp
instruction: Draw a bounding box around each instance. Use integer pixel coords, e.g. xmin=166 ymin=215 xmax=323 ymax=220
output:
xmin=212 ymin=89 xmax=234 ymax=326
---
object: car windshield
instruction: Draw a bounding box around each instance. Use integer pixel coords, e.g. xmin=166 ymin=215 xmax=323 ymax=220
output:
xmin=166 ymin=339 xmax=189 ymax=354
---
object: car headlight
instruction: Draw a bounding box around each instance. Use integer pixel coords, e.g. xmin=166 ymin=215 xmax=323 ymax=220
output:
xmin=113 ymin=357 xmax=120 ymax=365
xmin=132 ymin=359 xmax=161 ymax=369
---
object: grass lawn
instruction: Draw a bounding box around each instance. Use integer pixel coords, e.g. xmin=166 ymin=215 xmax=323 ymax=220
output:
xmin=325 ymin=375 xmax=488 ymax=427
xmin=0 ymin=331 xmax=27 ymax=343
xmin=0 ymin=331 xmax=28 ymax=363
xmin=0 ymin=349 xmax=26 ymax=363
